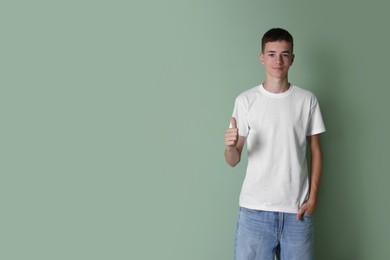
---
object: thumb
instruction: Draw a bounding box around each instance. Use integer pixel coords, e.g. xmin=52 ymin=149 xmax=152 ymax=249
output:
xmin=296 ymin=205 xmax=306 ymax=220
xmin=231 ymin=117 xmax=237 ymax=128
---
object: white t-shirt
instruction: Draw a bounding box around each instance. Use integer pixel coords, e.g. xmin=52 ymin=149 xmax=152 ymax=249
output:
xmin=231 ymin=84 xmax=326 ymax=213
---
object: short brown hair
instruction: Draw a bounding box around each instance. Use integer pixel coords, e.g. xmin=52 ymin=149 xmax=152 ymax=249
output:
xmin=261 ymin=28 xmax=294 ymax=52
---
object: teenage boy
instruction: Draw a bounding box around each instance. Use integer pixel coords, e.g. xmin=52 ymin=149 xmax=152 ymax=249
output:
xmin=224 ymin=28 xmax=326 ymax=260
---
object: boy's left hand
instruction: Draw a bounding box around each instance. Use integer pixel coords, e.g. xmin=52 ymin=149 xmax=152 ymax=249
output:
xmin=296 ymin=201 xmax=316 ymax=220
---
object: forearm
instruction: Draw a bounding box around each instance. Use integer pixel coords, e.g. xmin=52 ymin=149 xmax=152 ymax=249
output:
xmin=225 ymin=147 xmax=240 ymax=167
xmin=297 ymin=135 xmax=323 ymax=219
xmin=308 ymin=146 xmax=323 ymax=204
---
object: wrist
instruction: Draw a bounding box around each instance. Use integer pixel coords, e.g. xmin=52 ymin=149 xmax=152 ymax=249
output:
xmin=226 ymin=146 xmax=236 ymax=152
xmin=307 ymin=197 xmax=317 ymax=205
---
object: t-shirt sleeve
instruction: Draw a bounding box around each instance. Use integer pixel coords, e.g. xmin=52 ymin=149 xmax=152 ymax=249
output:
xmin=230 ymin=96 xmax=249 ymax=137
xmin=306 ymin=96 xmax=326 ymax=136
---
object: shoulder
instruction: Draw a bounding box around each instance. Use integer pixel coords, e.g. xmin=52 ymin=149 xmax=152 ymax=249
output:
xmin=235 ymin=85 xmax=261 ymax=104
xmin=292 ymin=85 xmax=323 ymax=113
xmin=292 ymin=85 xmax=316 ymax=97
xmin=292 ymin=85 xmax=319 ymax=102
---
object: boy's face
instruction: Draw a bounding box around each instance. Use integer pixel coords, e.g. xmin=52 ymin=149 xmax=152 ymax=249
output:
xmin=260 ymin=40 xmax=294 ymax=79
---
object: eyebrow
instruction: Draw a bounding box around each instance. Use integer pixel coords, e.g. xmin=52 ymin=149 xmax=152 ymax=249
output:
xmin=266 ymin=50 xmax=291 ymax=54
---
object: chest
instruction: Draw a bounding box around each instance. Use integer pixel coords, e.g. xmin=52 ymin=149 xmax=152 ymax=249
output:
xmin=247 ymin=96 xmax=310 ymax=133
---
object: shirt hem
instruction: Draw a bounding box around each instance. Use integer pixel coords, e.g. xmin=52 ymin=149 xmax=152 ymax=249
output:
xmin=239 ymin=203 xmax=299 ymax=214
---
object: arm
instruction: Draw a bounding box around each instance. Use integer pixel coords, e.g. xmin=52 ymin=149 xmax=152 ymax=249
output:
xmin=224 ymin=117 xmax=246 ymax=167
xmin=296 ymin=134 xmax=323 ymax=220
xmin=225 ymin=136 xmax=246 ymax=167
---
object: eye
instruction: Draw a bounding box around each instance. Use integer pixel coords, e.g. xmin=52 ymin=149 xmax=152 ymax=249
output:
xmin=268 ymin=53 xmax=275 ymax=57
xmin=282 ymin=53 xmax=290 ymax=58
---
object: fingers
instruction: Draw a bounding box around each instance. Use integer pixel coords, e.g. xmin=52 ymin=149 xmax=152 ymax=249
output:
xmin=225 ymin=117 xmax=239 ymax=147
xmin=225 ymin=128 xmax=238 ymax=146
xmin=296 ymin=202 xmax=315 ymax=220
xmin=231 ymin=117 xmax=237 ymax=128
xmin=296 ymin=202 xmax=308 ymax=220
xmin=296 ymin=208 xmax=305 ymax=220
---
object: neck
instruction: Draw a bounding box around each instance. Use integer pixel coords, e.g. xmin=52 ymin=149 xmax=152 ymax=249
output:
xmin=263 ymin=78 xmax=290 ymax=93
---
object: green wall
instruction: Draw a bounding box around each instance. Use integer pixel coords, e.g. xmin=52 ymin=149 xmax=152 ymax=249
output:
xmin=2 ymin=0 xmax=390 ymax=259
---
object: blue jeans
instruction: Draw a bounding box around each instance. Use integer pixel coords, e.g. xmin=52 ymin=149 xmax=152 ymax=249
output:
xmin=234 ymin=207 xmax=314 ymax=260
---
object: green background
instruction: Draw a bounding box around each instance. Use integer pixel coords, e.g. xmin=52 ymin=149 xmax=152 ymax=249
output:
xmin=1 ymin=0 xmax=389 ymax=259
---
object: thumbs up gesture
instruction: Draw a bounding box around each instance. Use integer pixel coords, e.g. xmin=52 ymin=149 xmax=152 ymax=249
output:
xmin=225 ymin=117 xmax=239 ymax=151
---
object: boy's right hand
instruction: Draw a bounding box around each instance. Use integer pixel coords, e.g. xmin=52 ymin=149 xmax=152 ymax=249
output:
xmin=225 ymin=117 xmax=239 ymax=150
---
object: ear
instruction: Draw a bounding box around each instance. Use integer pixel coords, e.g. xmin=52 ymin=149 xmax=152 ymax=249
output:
xmin=291 ymin=53 xmax=295 ymax=64
xmin=259 ymin=52 xmax=265 ymax=64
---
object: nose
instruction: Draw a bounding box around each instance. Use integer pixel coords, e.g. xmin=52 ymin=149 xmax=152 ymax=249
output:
xmin=276 ymin=55 xmax=283 ymax=65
